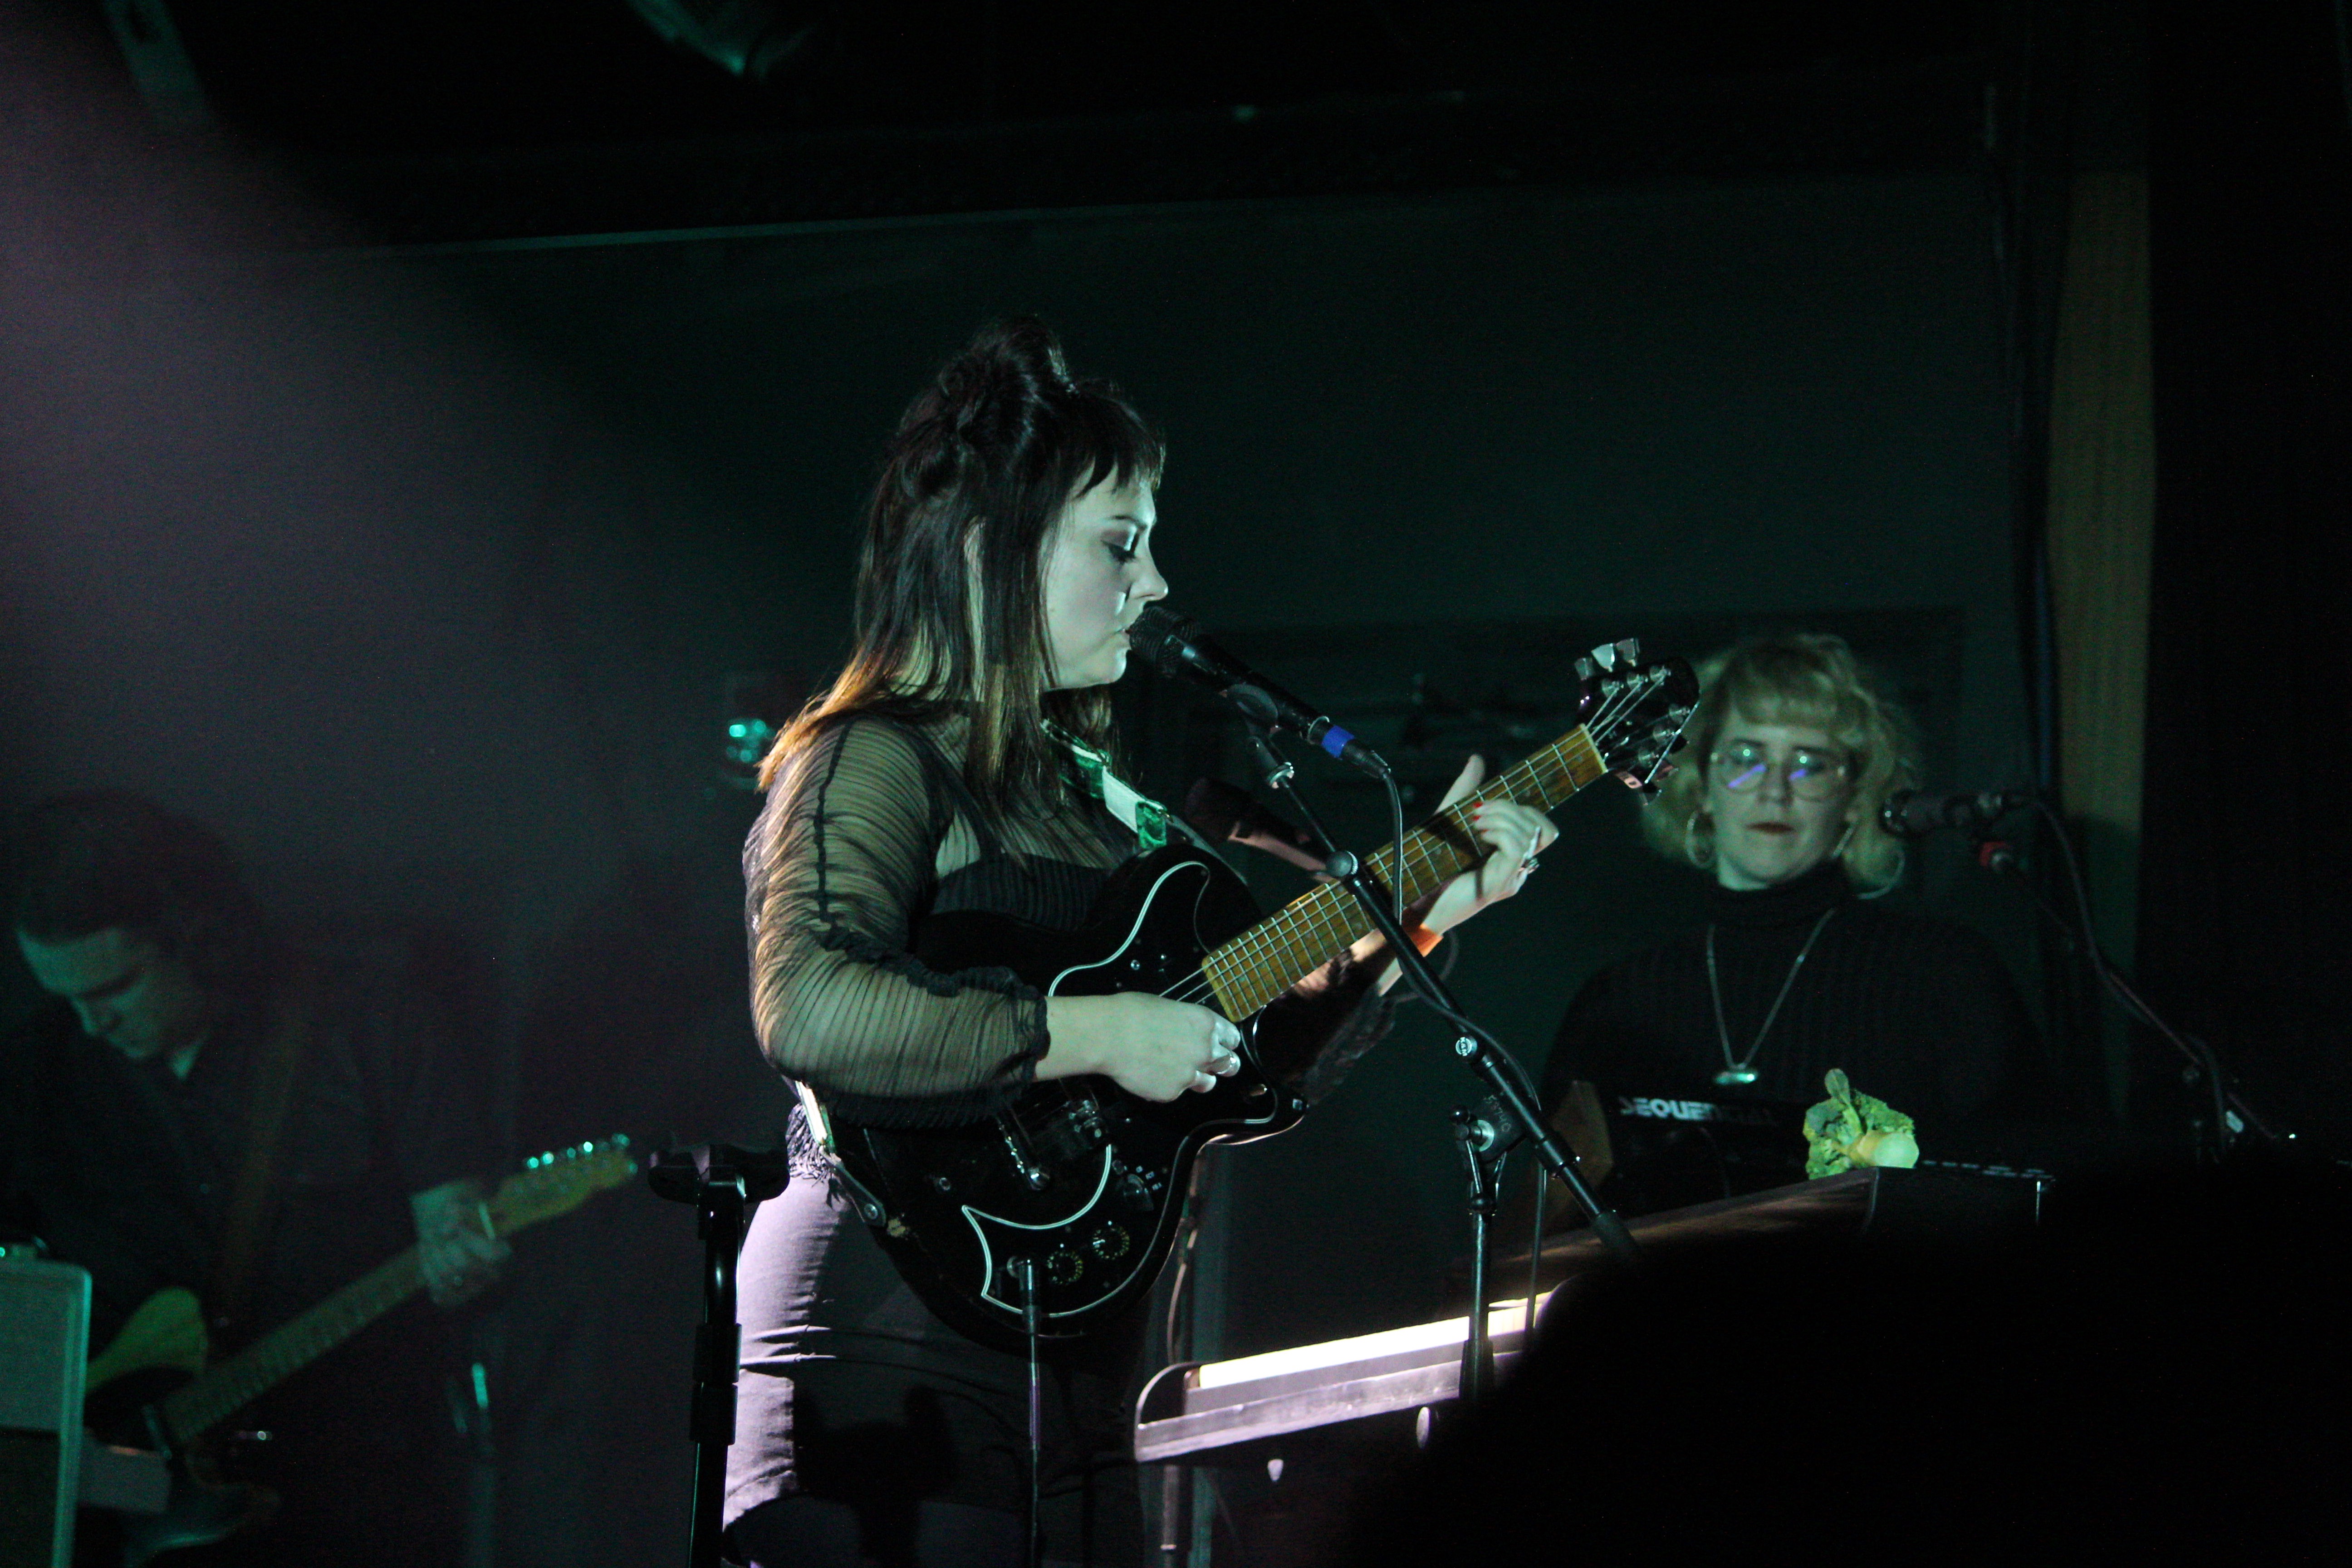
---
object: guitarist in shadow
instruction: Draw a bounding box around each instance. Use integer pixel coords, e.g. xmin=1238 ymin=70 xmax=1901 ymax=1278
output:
xmin=1 ymin=791 xmax=508 ymax=1566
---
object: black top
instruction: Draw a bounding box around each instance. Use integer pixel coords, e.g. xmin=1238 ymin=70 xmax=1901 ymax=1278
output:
xmin=0 ymin=944 xmax=484 ymax=1385
xmin=742 ymin=715 xmax=1391 ymax=1129
xmin=1541 ymin=862 xmax=2035 ymax=1134
xmin=728 ymin=714 xmax=1396 ymax=1553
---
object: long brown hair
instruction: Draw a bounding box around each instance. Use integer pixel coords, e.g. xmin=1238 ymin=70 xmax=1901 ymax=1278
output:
xmin=762 ymin=318 xmax=1165 ymax=814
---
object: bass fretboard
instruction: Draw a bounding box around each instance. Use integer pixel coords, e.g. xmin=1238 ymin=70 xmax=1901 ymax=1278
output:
xmin=152 ymin=1145 xmax=632 ymax=1446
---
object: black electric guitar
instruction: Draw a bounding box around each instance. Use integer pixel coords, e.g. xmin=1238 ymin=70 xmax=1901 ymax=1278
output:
xmin=813 ymin=642 xmax=1698 ymax=1347
xmin=82 ymin=1136 xmax=638 ymax=1566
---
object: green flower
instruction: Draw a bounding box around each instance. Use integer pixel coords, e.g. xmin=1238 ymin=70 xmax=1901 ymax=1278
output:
xmin=1803 ymin=1068 xmax=1919 ymax=1178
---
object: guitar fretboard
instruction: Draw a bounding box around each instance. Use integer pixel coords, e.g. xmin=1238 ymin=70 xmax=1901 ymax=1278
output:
xmin=151 ymin=1147 xmax=631 ymax=1446
xmin=160 ymin=1248 xmax=426 ymax=1445
xmin=1201 ymin=725 xmax=1611 ymax=1018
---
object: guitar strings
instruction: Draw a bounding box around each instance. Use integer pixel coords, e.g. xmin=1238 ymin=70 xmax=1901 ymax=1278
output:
xmin=1262 ymin=676 xmax=1636 ymax=994
xmin=1145 ymin=677 xmax=1660 ymax=1015
xmin=1174 ymin=714 xmax=1624 ymax=1011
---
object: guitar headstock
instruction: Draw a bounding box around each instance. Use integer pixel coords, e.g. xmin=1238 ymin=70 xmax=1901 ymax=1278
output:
xmin=1574 ymin=638 xmax=1700 ymax=793
xmin=489 ymin=1134 xmax=639 ymax=1232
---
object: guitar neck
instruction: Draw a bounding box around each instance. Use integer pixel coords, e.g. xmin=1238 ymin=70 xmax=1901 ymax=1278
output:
xmin=1202 ymin=725 xmax=1612 ymax=1019
xmin=160 ymin=1194 xmax=514 ymax=1446
xmin=158 ymin=1251 xmax=422 ymax=1446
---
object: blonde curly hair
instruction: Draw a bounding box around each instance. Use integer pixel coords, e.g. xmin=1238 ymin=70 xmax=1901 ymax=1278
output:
xmin=1642 ymin=632 xmax=1920 ymax=892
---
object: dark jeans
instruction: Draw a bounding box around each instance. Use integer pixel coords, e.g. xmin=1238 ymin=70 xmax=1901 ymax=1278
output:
xmin=726 ymin=1176 xmax=1145 ymax=1568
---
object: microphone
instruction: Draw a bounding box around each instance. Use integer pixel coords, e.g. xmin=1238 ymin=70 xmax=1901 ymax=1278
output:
xmin=1129 ymin=605 xmax=1390 ymax=777
xmin=1879 ymin=787 xmax=2035 ymax=838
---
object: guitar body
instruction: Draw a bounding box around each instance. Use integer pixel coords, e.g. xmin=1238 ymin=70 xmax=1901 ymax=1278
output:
xmin=821 ymin=640 xmax=1699 ymax=1348
xmin=833 ymin=844 xmax=1294 ymax=1349
xmin=81 ymin=1355 xmax=278 ymax=1568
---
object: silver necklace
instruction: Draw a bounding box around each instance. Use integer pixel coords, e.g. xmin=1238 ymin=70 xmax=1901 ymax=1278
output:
xmin=1705 ymin=907 xmax=1837 ymax=1088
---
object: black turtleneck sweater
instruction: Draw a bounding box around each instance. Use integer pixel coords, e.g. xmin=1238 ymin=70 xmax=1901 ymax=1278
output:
xmin=1540 ymin=862 xmax=2034 ymax=1135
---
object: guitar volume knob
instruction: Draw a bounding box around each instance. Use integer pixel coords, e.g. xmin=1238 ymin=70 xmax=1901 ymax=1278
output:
xmin=1046 ymin=1247 xmax=1085 ymax=1286
xmin=1088 ymin=1223 xmax=1130 ymax=1261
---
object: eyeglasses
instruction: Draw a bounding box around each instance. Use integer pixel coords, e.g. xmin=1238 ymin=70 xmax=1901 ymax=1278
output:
xmin=1709 ymin=742 xmax=1852 ymax=800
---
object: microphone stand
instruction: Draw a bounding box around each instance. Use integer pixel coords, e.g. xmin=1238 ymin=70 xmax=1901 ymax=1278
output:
xmin=1975 ymin=806 xmax=2292 ymax=1159
xmin=1241 ymin=727 xmax=1644 ymax=1399
xmin=647 ymin=1145 xmax=795 ymax=1568
xmin=1451 ymin=1099 xmax=1522 ymax=1403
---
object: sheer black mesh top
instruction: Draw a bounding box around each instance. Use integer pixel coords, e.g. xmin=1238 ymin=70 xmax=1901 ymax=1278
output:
xmin=745 ymin=712 xmax=1392 ymax=1130
xmin=745 ymin=714 xmax=1140 ymax=1127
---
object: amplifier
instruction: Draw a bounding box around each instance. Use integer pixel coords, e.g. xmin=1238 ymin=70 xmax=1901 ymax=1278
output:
xmin=0 ymin=1254 xmax=90 ymax=1568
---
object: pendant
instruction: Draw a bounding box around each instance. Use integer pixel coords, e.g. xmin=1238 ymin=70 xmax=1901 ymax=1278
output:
xmin=1713 ymin=1066 xmax=1759 ymax=1088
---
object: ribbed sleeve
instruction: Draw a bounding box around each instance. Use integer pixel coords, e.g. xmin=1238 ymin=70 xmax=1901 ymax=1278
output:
xmin=745 ymin=719 xmax=1050 ymax=1110
xmin=748 ymin=713 xmax=1409 ymax=1129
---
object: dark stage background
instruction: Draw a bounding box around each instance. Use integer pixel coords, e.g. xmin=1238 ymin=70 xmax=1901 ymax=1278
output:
xmin=0 ymin=165 xmax=2027 ymax=1562
xmin=10 ymin=1 xmax=2342 ymax=1562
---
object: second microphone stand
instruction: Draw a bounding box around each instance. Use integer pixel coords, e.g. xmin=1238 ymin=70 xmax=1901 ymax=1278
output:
xmin=1975 ymin=806 xmax=2291 ymax=1159
xmin=1244 ymin=727 xmax=1643 ymax=1400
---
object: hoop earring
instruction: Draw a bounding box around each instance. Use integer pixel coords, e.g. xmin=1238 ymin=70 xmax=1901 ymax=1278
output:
xmin=1857 ymin=843 xmax=1906 ymax=899
xmin=1685 ymin=809 xmax=1714 ymax=868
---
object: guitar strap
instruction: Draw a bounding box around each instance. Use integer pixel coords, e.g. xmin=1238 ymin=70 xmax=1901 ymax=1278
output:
xmin=206 ymin=977 xmax=315 ymax=1333
xmin=1048 ymin=726 xmax=1171 ymax=851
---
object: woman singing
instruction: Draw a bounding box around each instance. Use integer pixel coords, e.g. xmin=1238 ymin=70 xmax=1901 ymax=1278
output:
xmin=729 ymin=319 xmax=1552 ymax=1567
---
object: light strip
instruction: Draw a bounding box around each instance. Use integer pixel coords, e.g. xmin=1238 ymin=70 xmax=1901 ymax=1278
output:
xmin=1192 ymin=1293 xmax=1551 ymax=1391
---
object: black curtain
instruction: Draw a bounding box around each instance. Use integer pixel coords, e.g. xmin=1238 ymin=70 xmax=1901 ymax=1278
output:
xmin=2141 ymin=2 xmax=2352 ymax=1147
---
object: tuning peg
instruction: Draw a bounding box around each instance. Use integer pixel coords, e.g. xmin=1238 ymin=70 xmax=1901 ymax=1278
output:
xmin=1589 ymin=643 xmax=1618 ymax=672
xmin=1574 ymin=655 xmax=1596 ymax=680
xmin=1615 ymin=638 xmax=1640 ymax=665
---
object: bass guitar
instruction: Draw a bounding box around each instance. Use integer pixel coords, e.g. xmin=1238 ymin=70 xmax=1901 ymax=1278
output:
xmin=813 ymin=642 xmax=1697 ymax=1346
xmin=83 ymin=1135 xmax=637 ymax=1567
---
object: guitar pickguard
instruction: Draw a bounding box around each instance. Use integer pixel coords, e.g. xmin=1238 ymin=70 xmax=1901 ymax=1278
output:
xmin=838 ymin=846 xmax=1298 ymax=1348
xmin=964 ymin=1148 xmax=1157 ymax=1321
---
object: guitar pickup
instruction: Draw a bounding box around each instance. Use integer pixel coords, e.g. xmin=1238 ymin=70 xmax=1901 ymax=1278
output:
xmin=1026 ymin=1096 xmax=1113 ymax=1167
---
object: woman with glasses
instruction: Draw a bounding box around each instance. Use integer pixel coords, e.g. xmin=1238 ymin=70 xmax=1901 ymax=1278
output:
xmin=1539 ymin=633 xmax=2035 ymax=1193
